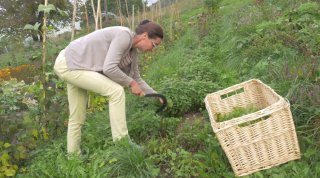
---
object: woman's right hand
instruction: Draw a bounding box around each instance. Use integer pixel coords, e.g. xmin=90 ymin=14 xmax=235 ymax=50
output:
xmin=130 ymin=80 xmax=144 ymax=96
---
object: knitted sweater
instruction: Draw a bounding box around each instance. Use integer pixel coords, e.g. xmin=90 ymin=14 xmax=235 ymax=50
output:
xmin=64 ymin=26 xmax=155 ymax=94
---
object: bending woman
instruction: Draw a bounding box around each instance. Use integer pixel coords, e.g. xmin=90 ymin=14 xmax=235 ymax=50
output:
xmin=54 ymin=20 xmax=163 ymax=154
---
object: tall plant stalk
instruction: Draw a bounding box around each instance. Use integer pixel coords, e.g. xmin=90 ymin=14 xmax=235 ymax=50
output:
xmin=97 ymin=0 xmax=102 ymax=29
xmin=158 ymin=0 xmax=162 ymax=21
xmin=151 ymin=6 xmax=154 ymax=21
xmin=124 ymin=0 xmax=130 ymax=28
xmin=116 ymin=0 xmax=123 ymax=25
xmin=138 ymin=7 xmax=140 ymax=23
xmin=104 ymin=0 xmax=108 ymax=23
xmin=132 ymin=5 xmax=134 ymax=30
xmin=169 ymin=5 xmax=173 ymax=40
xmin=71 ymin=0 xmax=77 ymax=41
xmin=84 ymin=3 xmax=90 ymax=33
xmin=90 ymin=0 xmax=98 ymax=30
xmin=41 ymin=0 xmax=48 ymax=117
xmin=143 ymin=2 xmax=146 ymax=20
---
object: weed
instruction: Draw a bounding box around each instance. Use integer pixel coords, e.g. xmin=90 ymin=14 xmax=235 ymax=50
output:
xmin=216 ymin=105 xmax=259 ymax=122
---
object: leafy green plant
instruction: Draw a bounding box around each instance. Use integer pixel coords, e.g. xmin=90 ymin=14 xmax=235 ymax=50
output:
xmin=87 ymin=92 xmax=109 ymax=113
xmin=203 ymin=0 xmax=221 ymax=13
xmin=159 ymin=79 xmax=218 ymax=116
xmin=216 ymin=105 xmax=259 ymax=122
xmin=176 ymin=57 xmax=220 ymax=82
xmin=194 ymin=139 xmax=233 ymax=177
xmin=176 ymin=117 xmax=212 ymax=153
xmin=105 ymin=138 xmax=159 ymax=178
xmin=0 ymin=143 xmax=19 ymax=177
xmin=151 ymin=147 xmax=206 ymax=178
xmin=128 ymin=109 xmax=181 ymax=141
xmin=0 ymin=79 xmax=28 ymax=114
xmin=6 ymin=0 xmax=320 ymax=177
xmin=16 ymin=141 xmax=87 ymax=178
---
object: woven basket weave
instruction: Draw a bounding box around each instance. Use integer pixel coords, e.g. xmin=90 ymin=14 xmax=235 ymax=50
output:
xmin=204 ymin=79 xmax=300 ymax=177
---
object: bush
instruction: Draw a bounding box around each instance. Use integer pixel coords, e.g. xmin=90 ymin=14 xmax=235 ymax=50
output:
xmin=128 ymin=110 xmax=181 ymax=142
xmin=203 ymin=0 xmax=221 ymax=13
xmin=158 ymin=79 xmax=218 ymax=116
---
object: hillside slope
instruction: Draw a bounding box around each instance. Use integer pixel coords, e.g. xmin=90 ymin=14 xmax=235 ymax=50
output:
xmin=17 ymin=0 xmax=319 ymax=177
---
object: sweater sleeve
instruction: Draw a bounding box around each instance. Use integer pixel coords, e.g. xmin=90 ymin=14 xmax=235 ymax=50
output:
xmin=131 ymin=55 xmax=156 ymax=94
xmin=103 ymin=31 xmax=133 ymax=86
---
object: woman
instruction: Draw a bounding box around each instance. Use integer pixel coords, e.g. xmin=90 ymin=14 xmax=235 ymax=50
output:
xmin=54 ymin=20 xmax=163 ymax=154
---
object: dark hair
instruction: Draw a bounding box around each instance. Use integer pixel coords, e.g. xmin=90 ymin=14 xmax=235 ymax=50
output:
xmin=135 ymin=19 xmax=163 ymax=39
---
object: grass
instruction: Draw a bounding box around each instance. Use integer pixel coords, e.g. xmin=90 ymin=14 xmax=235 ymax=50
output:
xmin=216 ymin=105 xmax=259 ymax=122
xmin=3 ymin=0 xmax=320 ymax=177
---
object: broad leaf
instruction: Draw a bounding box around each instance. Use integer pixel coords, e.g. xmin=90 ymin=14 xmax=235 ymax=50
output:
xmin=23 ymin=24 xmax=35 ymax=30
xmin=38 ymin=4 xmax=56 ymax=13
xmin=57 ymin=8 xmax=68 ymax=17
xmin=23 ymin=22 xmax=41 ymax=31
xmin=3 ymin=143 xmax=11 ymax=148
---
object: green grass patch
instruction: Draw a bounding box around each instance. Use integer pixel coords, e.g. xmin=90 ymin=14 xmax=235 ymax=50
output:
xmin=216 ymin=105 xmax=259 ymax=122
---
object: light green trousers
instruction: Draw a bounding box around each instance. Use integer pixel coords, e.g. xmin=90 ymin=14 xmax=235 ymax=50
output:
xmin=53 ymin=50 xmax=128 ymax=154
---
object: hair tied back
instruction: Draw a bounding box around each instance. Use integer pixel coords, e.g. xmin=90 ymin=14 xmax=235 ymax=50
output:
xmin=139 ymin=19 xmax=151 ymax=25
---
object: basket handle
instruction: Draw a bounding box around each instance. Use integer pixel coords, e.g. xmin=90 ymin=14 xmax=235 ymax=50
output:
xmin=238 ymin=114 xmax=270 ymax=127
xmin=207 ymin=79 xmax=263 ymax=101
xmin=220 ymin=87 xmax=245 ymax=100
xmin=238 ymin=99 xmax=291 ymax=127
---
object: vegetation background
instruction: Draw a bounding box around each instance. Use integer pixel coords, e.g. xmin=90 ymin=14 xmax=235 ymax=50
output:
xmin=0 ymin=0 xmax=319 ymax=177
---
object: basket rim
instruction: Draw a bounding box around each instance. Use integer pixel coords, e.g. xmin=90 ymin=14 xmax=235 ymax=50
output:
xmin=205 ymin=98 xmax=289 ymax=133
xmin=205 ymin=79 xmax=282 ymax=99
xmin=204 ymin=79 xmax=288 ymax=133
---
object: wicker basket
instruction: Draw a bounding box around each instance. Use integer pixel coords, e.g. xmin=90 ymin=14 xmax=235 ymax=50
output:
xmin=204 ymin=79 xmax=300 ymax=177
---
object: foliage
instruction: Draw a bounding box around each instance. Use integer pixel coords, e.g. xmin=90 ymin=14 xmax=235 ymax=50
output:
xmin=176 ymin=117 xmax=213 ymax=153
xmin=0 ymin=71 xmax=68 ymax=177
xmin=152 ymin=147 xmax=205 ymax=177
xmin=87 ymin=92 xmax=109 ymax=113
xmin=103 ymin=138 xmax=159 ymax=178
xmin=0 ymin=0 xmax=70 ymax=39
xmin=176 ymin=57 xmax=220 ymax=82
xmin=0 ymin=143 xmax=21 ymax=177
xmin=128 ymin=109 xmax=181 ymax=141
xmin=158 ymin=79 xmax=218 ymax=116
xmin=0 ymin=79 xmax=28 ymax=114
xmin=15 ymin=141 xmax=87 ymax=178
xmin=203 ymin=0 xmax=221 ymax=13
xmin=0 ymin=64 xmax=39 ymax=84
xmin=216 ymin=105 xmax=259 ymax=122
xmin=1 ymin=0 xmax=320 ymax=177
xmin=84 ymin=0 xmax=144 ymax=23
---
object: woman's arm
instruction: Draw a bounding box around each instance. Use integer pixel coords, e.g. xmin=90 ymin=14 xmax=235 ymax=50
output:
xmin=103 ymin=31 xmax=133 ymax=86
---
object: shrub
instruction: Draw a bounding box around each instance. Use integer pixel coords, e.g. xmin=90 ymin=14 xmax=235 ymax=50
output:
xmin=176 ymin=57 xmax=220 ymax=82
xmin=203 ymin=0 xmax=221 ymax=13
xmin=128 ymin=110 xmax=181 ymax=142
xmin=158 ymin=79 xmax=218 ymax=116
xmin=0 ymin=79 xmax=28 ymax=114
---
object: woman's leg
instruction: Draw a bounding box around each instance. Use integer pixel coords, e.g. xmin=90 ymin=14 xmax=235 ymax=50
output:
xmin=63 ymin=70 xmax=128 ymax=141
xmin=67 ymin=83 xmax=87 ymax=154
xmin=54 ymin=55 xmax=128 ymax=153
xmin=63 ymin=70 xmax=128 ymax=140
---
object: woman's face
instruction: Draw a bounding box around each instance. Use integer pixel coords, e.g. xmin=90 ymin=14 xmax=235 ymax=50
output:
xmin=137 ymin=33 xmax=162 ymax=52
xmin=145 ymin=37 xmax=161 ymax=52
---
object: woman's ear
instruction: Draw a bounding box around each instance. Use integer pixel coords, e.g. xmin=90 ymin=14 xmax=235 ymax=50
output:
xmin=142 ymin=32 xmax=148 ymax=39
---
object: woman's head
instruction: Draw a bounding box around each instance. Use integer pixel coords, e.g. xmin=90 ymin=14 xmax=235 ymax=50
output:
xmin=133 ymin=20 xmax=163 ymax=52
xmin=135 ymin=19 xmax=163 ymax=39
